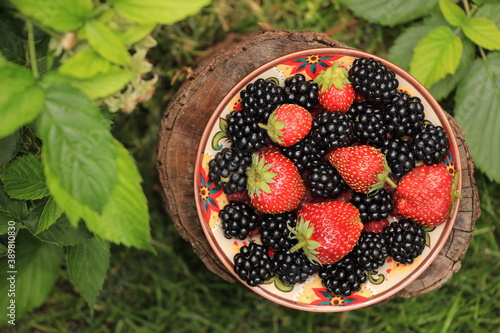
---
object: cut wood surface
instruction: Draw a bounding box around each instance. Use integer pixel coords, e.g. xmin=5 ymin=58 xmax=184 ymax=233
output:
xmin=156 ymin=30 xmax=480 ymax=298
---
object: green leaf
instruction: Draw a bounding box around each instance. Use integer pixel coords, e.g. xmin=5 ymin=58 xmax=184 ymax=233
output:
xmin=9 ymin=0 xmax=93 ymax=32
xmin=0 ymin=59 xmax=45 ymax=138
xmin=338 ymin=0 xmax=439 ymax=27
xmin=454 ymin=52 xmax=500 ymax=182
xmin=122 ymin=23 xmax=156 ymax=46
xmin=0 ymin=184 xmax=29 ymax=223
xmin=58 ymin=48 xmax=111 ymax=79
xmin=462 ymin=17 xmax=500 ymax=50
xmin=0 ymin=130 xmax=21 ymax=168
xmin=37 ymin=196 xmax=64 ymax=234
xmin=67 ymin=237 xmax=110 ymax=307
xmin=439 ymin=0 xmax=466 ymax=27
xmin=85 ymin=20 xmax=131 ymax=67
xmin=109 ymin=0 xmax=211 ymax=25
xmin=0 ymin=155 xmax=50 ymax=200
xmin=475 ymin=3 xmax=500 ymax=27
xmin=0 ymin=230 xmax=63 ymax=326
xmin=409 ymin=26 xmax=463 ymax=88
xmin=37 ymin=83 xmax=117 ymax=215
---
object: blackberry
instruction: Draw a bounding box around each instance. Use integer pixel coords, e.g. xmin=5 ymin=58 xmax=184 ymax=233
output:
xmin=281 ymin=135 xmax=327 ymax=172
xmin=384 ymin=92 xmax=425 ymax=138
xmin=381 ymin=138 xmax=416 ymax=180
xmin=240 ymin=78 xmax=285 ymax=121
xmin=348 ymin=57 xmax=399 ymax=105
xmin=382 ymin=219 xmax=426 ymax=265
xmin=208 ymin=148 xmax=252 ymax=194
xmin=349 ymin=102 xmax=387 ymax=146
xmin=219 ymin=201 xmax=259 ymax=240
xmin=272 ymin=249 xmax=317 ymax=285
xmin=284 ymin=74 xmax=319 ymax=110
xmin=412 ymin=124 xmax=450 ymax=165
xmin=226 ymin=110 xmax=268 ymax=152
xmin=306 ymin=162 xmax=348 ymax=199
xmin=310 ymin=111 xmax=354 ymax=152
xmin=319 ymin=254 xmax=367 ymax=298
xmin=233 ymin=242 xmax=273 ymax=286
xmin=259 ymin=212 xmax=297 ymax=251
xmin=351 ymin=232 xmax=388 ymax=271
xmin=350 ymin=189 xmax=394 ymax=223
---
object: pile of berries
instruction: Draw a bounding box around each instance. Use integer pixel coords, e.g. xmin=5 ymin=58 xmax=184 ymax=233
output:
xmin=207 ymin=57 xmax=456 ymax=299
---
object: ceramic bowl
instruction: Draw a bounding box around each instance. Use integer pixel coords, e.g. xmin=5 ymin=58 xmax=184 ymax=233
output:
xmin=194 ymin=48 xmax=462 ymax=311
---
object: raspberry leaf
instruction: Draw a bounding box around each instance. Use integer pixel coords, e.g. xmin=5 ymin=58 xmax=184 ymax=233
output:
xmin=439 ymin=0 xmax=466 ymax=27
xmin=0 ymin=155 xmax=49 ymax=200
xmin=462 ymin=17 xmax=500 ymax=50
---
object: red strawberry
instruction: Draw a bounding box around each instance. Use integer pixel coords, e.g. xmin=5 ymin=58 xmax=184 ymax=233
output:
xmin=396 ymin=163 xmax=457 ymax=227
xmin=290 ymin=201 xmax=363 ymax=265
xmin=328 ymin=145 xmax=396 ymax=194
xmin=246 ymin=150 xmax=305 ymax=214
xmin=363 ymin=219 xmax=390 ymax=233
xmin=313 ymin=62 xmax=355 ymax=113
xmin=259 ymin=104 xmax=312 ymax=147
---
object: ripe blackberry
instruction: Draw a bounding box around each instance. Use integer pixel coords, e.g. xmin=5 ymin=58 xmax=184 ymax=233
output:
xmin=380 ymin=138 xmax=416 ymax=180
xmin=319 ymin=254 xmax=367 ymax=298
xmin=259 ymin=211 xmax=297 ymax=251
xmin=310 ymin=111 xmax=354 ymax=152
xmin=349 ymin=102 xmax=387 ymax=146
xmin=272 ymin=249 xmax=317 ymax=285
xmin=281 ymin=134 xmax=327 ymax=172
xmin=350 ymin=189 xmax=394 ymax=223
xmin=233 ymin=242 xmax=273 ymax=287
xmin=208 ymin=148 xmax=252 ymax=194
xmin=306 ymin=162 xmax=348 ymax=199
xmin=348 ymin=57 xmax=399 ymax=105
xmin=351 ymin=232 xmax=388 ymax=271
xmin=384 ymin=92 xmax=425 ymax=138
xmin=219 ymin=201 xmax=259 ymax=240
xmin=412 ymin=124 xmax=450 ymax=165
xmin=382 ymin=219 xmax=426 ymax=265
xmin=284 ymin=74 xmax=319 ymax=110
xmin=240 ymin=78 xmax=285 ymax=121
xmin=226 ymin=110 xmax=268 ymax=152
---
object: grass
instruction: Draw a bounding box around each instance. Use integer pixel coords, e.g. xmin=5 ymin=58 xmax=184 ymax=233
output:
xmin=6 ymin=0 xmax=500 ymax=332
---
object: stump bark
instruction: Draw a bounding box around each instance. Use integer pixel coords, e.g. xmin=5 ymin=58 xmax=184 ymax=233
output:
xmin=156 ymin=30 xmax=481 ymax=297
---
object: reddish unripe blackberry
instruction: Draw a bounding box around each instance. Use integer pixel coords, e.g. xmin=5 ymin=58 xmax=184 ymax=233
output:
xmin=382 ymin=219 xmax=426 ymax=265
xmin=219 ymin=201 xmax=259 ymax=240
xmin=351 ymin=232 xmax=388 ymax=271
xmin=412 ymin=124 xmax=450 ymax=165
xmin=380 ymin=138 xmax=416 ymax=180
xmin=258 ymin=211 xmax=297 ymax=251
xmin=350 ymin=189 xmax=394 ymax=223
xmin=284 ymin=74 xmax=319 ymax=110
xmin=240 ymin=78 xmax=285 ymax=121
xmin=305 ymin=162 xmax=348 ymax=199
xmin=233 ymin=243 xmax=273 ymax=286
xmin=272 ymin=249 xmax=317 ymax=285
xmin=208 ymin=147 xmax=252 ymax=194
xmin=319 ymin=254 xmax=367 ymax=298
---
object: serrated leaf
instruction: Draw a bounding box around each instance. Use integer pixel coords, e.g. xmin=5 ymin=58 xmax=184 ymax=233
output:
xmin=58 ymin=48 xmax=111 ymax=79
xmin=454 ymin=52 xmax=500 ymax=182
xmin=37 ymin=83 xmax=117 ymax=214
xmin=475 ymin=3 xmax=500 ymax=27
xmin=109 ymin=0 xmax=211 ymax=25
xmin=9 ymin=0 xmax=93 ymax=32
xmin=0 ymin=184 xmax=29 ymax=222
xmin=410 ymin=26 xmax=463 ymax=88
xmin=85 ymin=20 xmax=131 ymax=67
xmin=67 ymin=237 xmax=110 ymax=307
xmin=462 ymin=17 xmax=500 ymax=50
xmin=37 ymin=196 xmax=63 ymax=234
xmin=122 ymin=23 xmax=156 ymax=46
xmin=339 ymin=0 xmax=439 ymax=27
xmin=0 ymin=230 xmax=63 ymax=326
xmin=439 ymin=0 xmax=466 ymax=27
xmin=0 ymin=130 xmax=20 ymax=168
xmin=0 ymin=155 xmax=50 ymax=200
xmin=0 ymin=60 xmax=45 ymax=138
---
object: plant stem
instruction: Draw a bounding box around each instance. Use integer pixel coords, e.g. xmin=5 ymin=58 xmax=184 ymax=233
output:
xmin=26 ymin=20 xmax=39 ymax=79
xmin=462 ymin=0 xmax=471 ymax=18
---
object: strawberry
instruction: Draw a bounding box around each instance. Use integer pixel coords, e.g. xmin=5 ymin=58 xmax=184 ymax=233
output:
xmin=259 ymin=104 xmax=312 ymax=147
xmin=313 ymin=62 xmax=355 ymax=113
xmin=290 ymin=201 xmax=363 ymax=265
xmin=328 ymin=145 xmax=396 ymax=194
xmin=363 ymin=219 xmax=390 ymax=233
xmin=246 ymin=150 xmax=305 ymax=214
xmin=396 ymin=163 xmax=457 ymax=227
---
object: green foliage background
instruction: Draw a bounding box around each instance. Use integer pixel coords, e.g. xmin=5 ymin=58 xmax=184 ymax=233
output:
xmin=1 ymin=0 xmax=499 ymax=332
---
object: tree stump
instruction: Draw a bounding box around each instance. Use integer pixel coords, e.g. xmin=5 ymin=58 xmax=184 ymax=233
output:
xmin=156 ymin=30 xmax=481 ymax=297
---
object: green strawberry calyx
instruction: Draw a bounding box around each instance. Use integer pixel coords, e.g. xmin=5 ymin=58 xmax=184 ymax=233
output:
xmin=313 ymin=62 xmax=351 ymax=93
xmin=369 ymin=158 xmax=397 ymax=194
xmin=258 ymin=113 xmax=285 ymax=144
xmin=246 ymin=153 xmax=277 ymax=197
xmin=288 ymin=217 xmax=323 ymax=265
